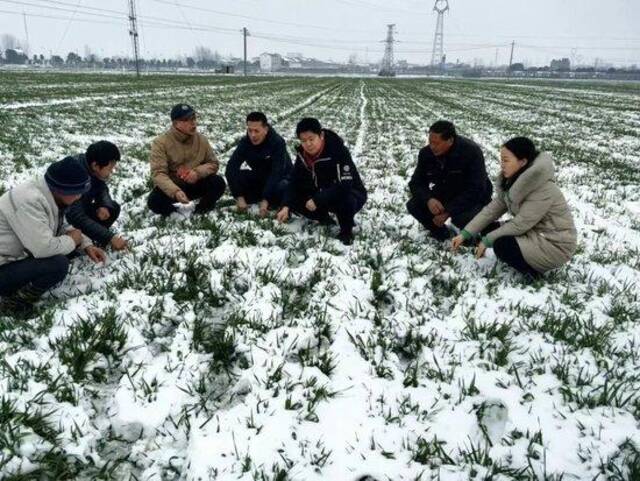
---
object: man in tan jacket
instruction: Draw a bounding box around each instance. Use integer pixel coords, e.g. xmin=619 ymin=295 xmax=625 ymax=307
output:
xmin=147 ymin=104 xmax=226 ymax=216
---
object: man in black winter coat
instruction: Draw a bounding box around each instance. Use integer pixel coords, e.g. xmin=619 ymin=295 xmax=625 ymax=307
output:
xmin=225 ymin=112 xmax=292 ymax=217
xmin=276 ymin=117 xmax=367 ymax=245
xmin=406 ymin=120 xmax=492 ymax=241
xmin=66 ymin=141 xmax=128 ymax=251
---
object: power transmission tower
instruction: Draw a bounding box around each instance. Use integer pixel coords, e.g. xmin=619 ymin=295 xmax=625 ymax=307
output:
xmin=430 ymin=0 xmax=449 ymax=69
xmin=378 ymin=24 xmax=396 ymax=77
xmin=243 ymin=27 xmax=250 ymax=76
xmin=128 ymin=0 xmax=141 ymax=77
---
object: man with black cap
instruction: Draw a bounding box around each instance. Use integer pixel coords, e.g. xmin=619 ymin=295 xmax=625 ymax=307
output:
xmin=225 ymin=111 xmax=292 ymax=217
xmin=0 ymin=157 xmax=107 ymax=316
xmin=148 ymin=103 xmax=226 ymax=216
xmin=66 ymin=140 xmax=128 ymax=251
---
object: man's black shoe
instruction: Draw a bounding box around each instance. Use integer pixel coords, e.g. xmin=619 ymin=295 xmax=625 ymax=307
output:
xmin=318 ymin=215 xmax=337 ymax=226
xmin=337 ymin=230 xmax=354 ymax=246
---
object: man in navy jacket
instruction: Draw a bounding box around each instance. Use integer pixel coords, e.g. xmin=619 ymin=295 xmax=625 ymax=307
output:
xmin=225 ymin=112 xmax=292 ymax=217
xmin=407 ymin=120 xmax=492 ymax=241
xmin=277 ymin=117 xmax=367 ymax=245
xmin=66 ymin=141 xmax=128 ymax=250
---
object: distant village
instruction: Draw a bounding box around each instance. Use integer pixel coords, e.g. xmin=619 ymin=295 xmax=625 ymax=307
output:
xmin=2 ymin=44 xmax=639 ymax=80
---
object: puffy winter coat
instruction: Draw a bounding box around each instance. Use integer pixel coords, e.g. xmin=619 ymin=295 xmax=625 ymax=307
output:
xmin=464 ymin=152 xmax=577 ymax=272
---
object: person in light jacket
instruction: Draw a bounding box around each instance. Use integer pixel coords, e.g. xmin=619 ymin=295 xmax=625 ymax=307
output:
xmin=147 ymin=103 xmax=226 ymax=216
xmin=0 ymin=157 xmax=106 ymax=315
xmin=451 ymin=137 xmax=577 ymax=279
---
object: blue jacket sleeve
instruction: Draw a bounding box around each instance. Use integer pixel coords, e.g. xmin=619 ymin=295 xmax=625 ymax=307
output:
xmin=65 ymin=199 xmax=114 ymax=246
xmin=408 ymin=151 xmax=432 ymax=205
xmin=225 ymin=144 xmax=245 ymax=198
xmin=282 ymin=158 xmax=305 ymax=208
xmin=445 ymin=146 xmax=489 ymax=217
xmin=263 ymin=139 xmax=292 ymax=201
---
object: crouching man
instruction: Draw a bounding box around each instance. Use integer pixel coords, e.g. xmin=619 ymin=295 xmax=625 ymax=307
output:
xmin=225 ymin=111 xmax=292 ymax=217
xmin=0 ymin=157 xmax=106 ymax=316
xmin=407 ymin=120 xmax=493 ymax=241
xmin=276 ymin=117 xmax=367 ymax=245
xmin=147 ymin=103 xmax=226 ymax=216
xmin=66 ymin=140 xmax=128 ymax=250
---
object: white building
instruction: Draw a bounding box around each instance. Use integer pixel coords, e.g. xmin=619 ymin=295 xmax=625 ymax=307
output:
xmin=259 ymin=53 xmax=283 ymax=72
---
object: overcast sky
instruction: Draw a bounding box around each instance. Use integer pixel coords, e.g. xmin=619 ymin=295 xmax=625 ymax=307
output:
xmin=1 ymin=0 xmax=639 ymax=66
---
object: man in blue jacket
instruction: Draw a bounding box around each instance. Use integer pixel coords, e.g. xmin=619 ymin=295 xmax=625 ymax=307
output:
xmin=225 ymin=112 xmax=292 ymax=217
xmin=406 ymin=120 xmax=492 ymax=241
xmin=277 ymin=117 xmax=367 ymax=245
xmin=67 ymin=141 xmax=128 ymax=250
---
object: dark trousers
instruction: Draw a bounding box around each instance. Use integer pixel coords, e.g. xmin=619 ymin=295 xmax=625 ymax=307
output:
xmin=290 ymin=187 xmax=366 ymax=234
xmin=233 ymin=170 xmax=288 ymax=207
xmin=406 ymin=197 xmax=487 ymax=241
xmin=0 ymin=255 xmax=70 ymax=297
xmin=90 ymin=201 xmax=121 ymax=246
xmin=492 ymin=236 xmax=540 ymax=278
xmin=148 ymin=175 xmax=226 ymax=216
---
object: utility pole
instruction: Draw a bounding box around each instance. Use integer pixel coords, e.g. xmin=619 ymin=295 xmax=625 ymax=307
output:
xmin=243 ymin=27 xmax=249 ymax=76
xmin=430 ymin=0 xmax=449 ymax=69
xmin=22 ymin=11 xmax=30 ymax=56
xmin=508 ymin=40 xmax=515 ymax=74
xmin=128 ymin=0 xmax=141 ymax=77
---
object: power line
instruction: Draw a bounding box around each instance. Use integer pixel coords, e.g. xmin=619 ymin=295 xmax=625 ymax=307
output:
xmin=148 ymin=0 xmax=379 ymax=34
xmin=2 ymin=2 xmax=638 ymax=63
xmin=55 ymin=0 xmax=82 ymax=54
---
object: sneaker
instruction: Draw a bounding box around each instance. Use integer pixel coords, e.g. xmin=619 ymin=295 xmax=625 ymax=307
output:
xmin=337 ymin=230 xmax=354 ymax=246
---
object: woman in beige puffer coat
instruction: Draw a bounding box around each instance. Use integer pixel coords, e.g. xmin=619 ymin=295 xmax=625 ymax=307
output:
xmin=451 ymin=137 xmax=577 ymax=278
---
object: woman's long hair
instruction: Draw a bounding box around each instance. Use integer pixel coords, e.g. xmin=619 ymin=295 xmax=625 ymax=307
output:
xmin=500 ymin=137 xmax=540 ymax=191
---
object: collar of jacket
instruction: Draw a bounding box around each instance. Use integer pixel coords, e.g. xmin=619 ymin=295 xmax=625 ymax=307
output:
xmin=170 ymin=125 xmax=193 ymax=144
xmin=301 ymin=138 xmax=325 ymax=169
xmin=497 ymin=152 xmax=555 ymax=205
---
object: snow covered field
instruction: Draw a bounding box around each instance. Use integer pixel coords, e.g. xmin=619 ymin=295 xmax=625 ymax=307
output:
xmin=1 ymin=72 xmax=639 ymax=480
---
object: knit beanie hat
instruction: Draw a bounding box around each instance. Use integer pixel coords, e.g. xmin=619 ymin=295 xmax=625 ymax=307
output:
xmin=45 ymin=156 xmax=91 ymax=195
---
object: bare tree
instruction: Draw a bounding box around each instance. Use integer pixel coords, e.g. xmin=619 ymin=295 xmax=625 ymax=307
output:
xmin=1 ymin=34 xmax=21 ymax=51
xmin=194 ymin=46 xmax=215 ymax=63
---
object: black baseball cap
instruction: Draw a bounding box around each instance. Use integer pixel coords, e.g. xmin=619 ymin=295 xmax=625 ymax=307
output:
xmin=170 ymin=104 xmax=196 ymax=121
